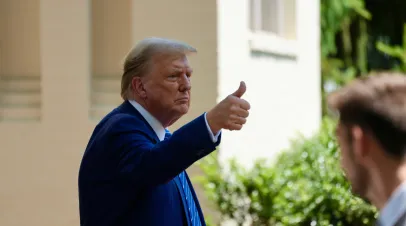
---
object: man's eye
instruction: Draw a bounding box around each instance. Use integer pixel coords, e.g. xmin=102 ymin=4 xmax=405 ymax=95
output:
xmin=168 ymin=75 xmax=178 ymax=80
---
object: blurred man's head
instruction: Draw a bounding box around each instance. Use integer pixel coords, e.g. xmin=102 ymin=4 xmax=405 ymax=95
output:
xmin=328 ymin=72 xmax=406 ymax=208
xmin=121 ymin=37 xmax=197 ymax=127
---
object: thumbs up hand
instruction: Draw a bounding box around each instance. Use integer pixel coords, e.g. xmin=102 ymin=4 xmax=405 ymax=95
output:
xmin=206 ymin=81 xmax=251 ymax=133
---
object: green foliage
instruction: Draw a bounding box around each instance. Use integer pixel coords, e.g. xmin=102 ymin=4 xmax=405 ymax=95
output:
xmin=320 ymin=0 xmax=371 ymax=115
xmin=322 ymin=58 xmax=358 ymax=87
xmin=204 ymin=216 xmax=216 ymax=226
xmin=320 ymin=0 xmax=406 ymax=115
xmin=320 ymin=0 xmax=371 ymax=58
xmin=197 ymin=118 xmax=378 ymax=226
xmin=375 ymin=23 xmax=406 ymax=72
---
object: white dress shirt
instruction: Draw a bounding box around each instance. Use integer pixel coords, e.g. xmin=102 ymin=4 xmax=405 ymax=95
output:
xmin=378 ymin=181 xmax=406 ymax=226
xmin=129 ymin=100 xmax=221 ymax=142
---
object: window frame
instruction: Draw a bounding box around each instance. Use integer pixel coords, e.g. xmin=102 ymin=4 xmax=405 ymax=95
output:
xmin=250 ymin=0 xmax=285 ymax=36
xmin=248 ymin=0 xmax=297 ymax=57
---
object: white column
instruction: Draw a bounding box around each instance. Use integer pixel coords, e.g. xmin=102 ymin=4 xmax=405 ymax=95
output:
xmin=38 ymin=2 xmax=91 ymax=225
xmin=40 ymin=0 xmax=91 ymax=125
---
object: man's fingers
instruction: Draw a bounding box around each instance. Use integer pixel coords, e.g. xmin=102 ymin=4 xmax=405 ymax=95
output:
xmin=236 ymin=99 xmax=250 ymax=110
xmin=235 ymin=108 xmax=249 ymax=118
xmin=226 ymin=122 xmax=243 ymax=131
xmin=223 ymin=115 xmax=246 ymax=131
xmin=229 ymin=115 xmax=247 ymax=125
xmin=230 ymin=105 xmax=249 ymax=117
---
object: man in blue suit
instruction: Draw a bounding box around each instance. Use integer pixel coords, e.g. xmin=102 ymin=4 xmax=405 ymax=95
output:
xmin=78 ymin=37 xmax=251 ymax=226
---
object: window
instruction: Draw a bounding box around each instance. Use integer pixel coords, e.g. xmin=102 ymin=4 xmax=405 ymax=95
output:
xmin=249 ymin=0 xmax=296 ymax=40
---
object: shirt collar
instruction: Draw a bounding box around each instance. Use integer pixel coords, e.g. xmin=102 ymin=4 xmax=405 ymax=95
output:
xmin=128 ymin=100 xmax=166 ymax=141
xmin=379 ymin=181 xmax=406 ymax=226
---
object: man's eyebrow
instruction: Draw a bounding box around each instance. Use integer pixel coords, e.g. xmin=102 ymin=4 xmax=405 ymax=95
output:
xmin=172 ymin=67 xmax=193 ymax=73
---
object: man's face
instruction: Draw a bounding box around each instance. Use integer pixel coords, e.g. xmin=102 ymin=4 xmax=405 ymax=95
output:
xmin=336 ymin=123 xmax=369 ymax=198
xmin=140 ymin=53 xmax=192 ymax=126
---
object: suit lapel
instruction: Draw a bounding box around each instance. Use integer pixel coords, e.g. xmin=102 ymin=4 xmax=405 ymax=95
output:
xmin=117 ymin=100 xmax=160 ymax=143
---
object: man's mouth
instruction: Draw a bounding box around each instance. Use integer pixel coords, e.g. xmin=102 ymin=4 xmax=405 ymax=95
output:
xmin=176 ymin=97 xmax=189 ymax=103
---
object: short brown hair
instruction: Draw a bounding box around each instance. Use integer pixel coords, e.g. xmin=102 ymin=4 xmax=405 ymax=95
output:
xmin=121 ymin=37 xmax=197 ymax=99
xmin=327 ymin=72 xmax=406 ymax=157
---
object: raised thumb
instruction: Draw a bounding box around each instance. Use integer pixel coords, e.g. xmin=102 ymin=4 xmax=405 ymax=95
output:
xmin=231 ymin=81 xmax=246 ymax=98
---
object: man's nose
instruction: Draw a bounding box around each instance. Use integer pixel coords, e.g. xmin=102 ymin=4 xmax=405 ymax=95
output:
xmin=179 ymin=74 xmax=191 ymax=91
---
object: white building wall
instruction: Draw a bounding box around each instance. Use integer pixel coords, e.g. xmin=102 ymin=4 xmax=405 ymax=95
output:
xmin=217 ymin=0 xmax=321 ymax=168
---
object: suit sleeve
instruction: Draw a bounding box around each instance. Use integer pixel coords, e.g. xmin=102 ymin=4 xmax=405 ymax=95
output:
xmin=108 ymin=113 xmax=221 ymax=189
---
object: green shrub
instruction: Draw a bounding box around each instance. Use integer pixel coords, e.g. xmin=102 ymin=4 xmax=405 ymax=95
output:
xmin=196 ymin=117 xmax=378 ymax=226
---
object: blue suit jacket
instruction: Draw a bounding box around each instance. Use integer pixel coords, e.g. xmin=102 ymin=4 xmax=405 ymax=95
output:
xmin=78 ymin=101 xmax=221 ymax=226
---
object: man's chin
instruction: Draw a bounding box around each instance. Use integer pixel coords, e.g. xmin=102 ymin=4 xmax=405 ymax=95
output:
xmin=176 ymin=104 xmax=189 ymax=114
xmin=167 ymin=111 xmax=187 ymax=127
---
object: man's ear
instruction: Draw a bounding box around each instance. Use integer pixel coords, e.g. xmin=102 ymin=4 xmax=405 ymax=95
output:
xmin=351 ymin=125 xmax=370 ymax=164
xmin=131 ymin=77 xmax=147 ymax=99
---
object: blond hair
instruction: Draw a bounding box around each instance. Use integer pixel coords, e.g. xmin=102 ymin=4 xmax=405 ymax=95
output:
xmin=121 ymin=37 xmax=197 ymax=99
